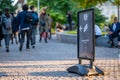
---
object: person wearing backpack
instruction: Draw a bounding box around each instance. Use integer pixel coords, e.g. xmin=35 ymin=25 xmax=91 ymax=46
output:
xmin=2 ymin=8 xmax=13 ymax=52
xmin=17 ymin=4 xmax=31 ymax=51
xmin=39 ymin=8 xmax=50 ymax=43
xmin=0 ymin=11 xmax=4 ymax=47
xmin=30 ymin=5 xmax=39 ymax=48
xmin=11 ymin=12 xmax=18 ymax=44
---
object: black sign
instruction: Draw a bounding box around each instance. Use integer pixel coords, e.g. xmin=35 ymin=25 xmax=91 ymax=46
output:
xmin=77 ymin=9 xmax=95 ymax=60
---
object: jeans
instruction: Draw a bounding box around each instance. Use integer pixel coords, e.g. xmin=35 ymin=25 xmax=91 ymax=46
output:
xmin=31 ymin=25 xmax=37 ymax=46
xmin=108 ymin=33 xmax=119 ymax=46
xmin=49 ymin=29 xmax=52 ymax=39
xmin=4 ymin=34 xmax=11 ymax=48
xmin=68 ymin=21 xmax=72 ymax=30
xmin=19 ymin=30 xmax=31 ymax=49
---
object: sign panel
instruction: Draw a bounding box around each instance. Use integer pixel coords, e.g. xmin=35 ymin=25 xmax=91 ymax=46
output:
xmin=77 ymin=9 xmax=95 ymax=60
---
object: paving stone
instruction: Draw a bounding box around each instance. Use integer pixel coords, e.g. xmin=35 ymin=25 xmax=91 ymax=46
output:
xmin=0 ymin=35 xmax=119 ymax=80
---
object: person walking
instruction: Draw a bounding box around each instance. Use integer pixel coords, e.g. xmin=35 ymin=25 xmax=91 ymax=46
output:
xmin=30 ymin=5 xmax=39 ymax=48
xmin=11 ymin=12 xmax=18 ymax=44
xmin=17 ymin=4 xmax=32 ymax=51
xmin=48 ymin=14 xmax=52 ymax=39
xmin=2 ymin=8 xmax=13 ymax=52
xmin=39 ymin=8 xmax=49 ymax=43
xmin=0 ymin=11 xmax=4 ymax=47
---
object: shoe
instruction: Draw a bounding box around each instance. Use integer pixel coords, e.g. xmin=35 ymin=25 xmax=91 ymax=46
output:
xmin=32 ymin=46 xmax=35 ymax=49
xmin=109 ymin=45 xmax=114 ymax=48
xmin=16 ymin=41 xmax=18 ymax=44
xmin=6 ymin=48 xmax=9 ymax=52
xmin=115 ymin=45 xmax=120 ymax=49
xmin=26 ymin=48 xmax=30 ymax=51
xmin=19 ymin=45 xmax=22 ymax=51
xmin=0 ymin=45 xmax=2 ymax=47
xmin=39 ymin=38 xmax=42 ymax=42
xmin=11 ymin=41 xmax=13 ymax=44
xmin=45 ymin=39 xmax=48 ymax=43
xmin=107 ymin=41 xmax=112 ymax=44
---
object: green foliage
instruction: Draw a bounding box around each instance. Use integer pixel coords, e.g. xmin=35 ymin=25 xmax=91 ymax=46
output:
xmin=109 ymin=14 xmax=117 ymax=25
xmin=0 ymin=0 xmax=16 ymax=13
xmin=95 ymin=8 xmax=107 ymax=26
xmin=28 ymin=0 xmax=108 ymax=30
xmin=66 ymin=31 xmax=77 ymax=34
xmin=66 ymin=30 xmax=107 ymax=36
xmin=110 ymin=0 xmax=120 ymax=6
xmin=72 ymin=0 xmax=108 ymax=9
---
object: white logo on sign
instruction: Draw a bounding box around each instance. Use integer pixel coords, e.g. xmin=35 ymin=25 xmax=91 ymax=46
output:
xmin=84 ymin=24 xmax=88 ymax=32
xmin=84 ymin=13 xmax=88 ymax=21
xmin=79 ymin=25 xmax=83 ymax=32
xmin=79 ymin=24 xmax=88 ymax=32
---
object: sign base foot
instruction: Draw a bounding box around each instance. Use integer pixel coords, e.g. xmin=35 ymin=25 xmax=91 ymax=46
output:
xmin=67 ymin=64 xmax=104 ymax=76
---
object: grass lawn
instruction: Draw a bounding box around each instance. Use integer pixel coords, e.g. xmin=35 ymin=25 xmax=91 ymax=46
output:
xmin=66 ymin=31 xmax=108 ymax=36
xmin=66 ymin=31 xmax=77 ymax=34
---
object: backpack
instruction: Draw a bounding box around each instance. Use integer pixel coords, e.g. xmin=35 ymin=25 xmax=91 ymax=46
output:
xmin=3 ymin=16 xmax=12 ymax=30
xmin=12 ymin=16 xmax=18 ymax=32
xmin=31 ymin=12 xmax=38 ymax=25
xmin=40 ymin=14 xmax=46 ymax=26
xmin=40 ymin=19 xmax=46 ymax=26
xmin=24 ymin=12 xmax=32 ymax=24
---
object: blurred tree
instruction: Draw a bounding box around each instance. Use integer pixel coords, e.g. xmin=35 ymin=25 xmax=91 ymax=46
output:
xmin=95 ymin=8 xmax=107 ymax=26
xmin=0 ymin=0 xmax=16 ymax=13
xmin=28 ymin=0 xmax=108 ymax=29
xmin=72 ymin=0 xmax=108 ymax=9
xmin=110 ymin=0 xmax=120 ymax=21
xmin=109 ymin=14 xmax=117 ymax=24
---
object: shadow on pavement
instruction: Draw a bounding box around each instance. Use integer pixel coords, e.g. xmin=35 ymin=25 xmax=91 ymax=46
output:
xmin=28 ymin=71 xmax=79 ymax=77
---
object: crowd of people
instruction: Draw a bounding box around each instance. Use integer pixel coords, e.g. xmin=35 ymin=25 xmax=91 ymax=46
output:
xmin=0 ymin=4 xmax=52 ymax=52
xmin=0 ymin=4 xmax=120 ymax=52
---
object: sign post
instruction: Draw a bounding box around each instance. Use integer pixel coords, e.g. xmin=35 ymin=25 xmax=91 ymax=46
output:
xmin=67 ymin=9 xmax=104 ymax=76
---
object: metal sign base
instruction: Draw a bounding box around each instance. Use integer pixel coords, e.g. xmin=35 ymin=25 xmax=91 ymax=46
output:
xmin=67 ymin=64 xmax=104 ymax=76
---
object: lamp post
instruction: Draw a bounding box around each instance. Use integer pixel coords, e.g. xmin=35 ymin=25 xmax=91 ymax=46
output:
xmin=118 ymin=0 xmax=120 ymax=22
xmin=37 ymin=0 xmax=40 ymax=14
xmin=24 ymin=0 xmax=27 ymax=4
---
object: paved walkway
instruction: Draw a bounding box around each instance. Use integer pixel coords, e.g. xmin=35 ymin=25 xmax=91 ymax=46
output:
xmin=0 ymin=35 xmax=120 ymax=80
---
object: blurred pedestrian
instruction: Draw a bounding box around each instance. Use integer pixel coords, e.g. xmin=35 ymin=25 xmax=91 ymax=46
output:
xmin=30 ymin=5 xmax=39 ymax=48
xmin=66 ymin=11 xmax=72 ymax=30
xmin=39 ymin=8 xmax=49 ymax=43
xmin=2 ymin=7 xmax=13 ymax=52
xmin=11 ymin=12 xmax=18 ymax=44
xmin=0 ymin=11 xmax=4 ymax=47
xmin=17 ymin=4 xmax=32 ymax=51
xmin=48 ymin=14 xmax=52 ymax=39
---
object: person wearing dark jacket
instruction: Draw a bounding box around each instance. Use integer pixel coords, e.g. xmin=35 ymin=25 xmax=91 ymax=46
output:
xmin=11 ymin=13 xmax=18 ymax=44
xmin=66 ymin=11 xmax=72 ymax=30
xmin=108 ymin=17 xmax=120 ymax=47
xmin=30 ymin=5 xmax=38 ymax=48
xmin=0 ymin=11 xmax=4 ymax=47
xmin=17 ymin=4 xmax=31 ymax=51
